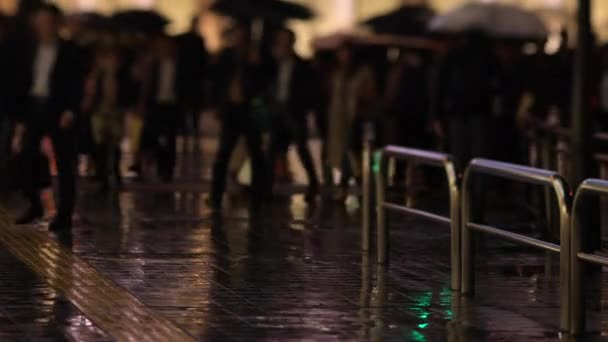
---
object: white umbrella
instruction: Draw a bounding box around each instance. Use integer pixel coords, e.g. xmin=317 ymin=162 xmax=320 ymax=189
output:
xmin=429 ymin=3 xmax=548 ymax=40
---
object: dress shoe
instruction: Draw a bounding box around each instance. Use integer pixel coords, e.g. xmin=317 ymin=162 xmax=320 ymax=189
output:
xmin=15 ymin=207 xmax=44 ymax=225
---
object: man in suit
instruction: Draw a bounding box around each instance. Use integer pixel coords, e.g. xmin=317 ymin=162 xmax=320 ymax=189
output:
xmin=11 ymin=4 xmax=81 ymax=231
xmin=209 ymin=22 xmax=268 ymax=211
xmin=268 ymin=28 xmax=319 ymax=202
xmin=140 ymin=35 xmax=186 ymax=183
xmin=176 ymin=16 xmax=207 ymax=144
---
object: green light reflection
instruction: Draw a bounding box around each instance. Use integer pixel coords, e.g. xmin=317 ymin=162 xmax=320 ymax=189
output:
xmin=373 ymin=151 xmax=382 ymax=174
xmin=440 ymin=287 xmax=454 ymax=320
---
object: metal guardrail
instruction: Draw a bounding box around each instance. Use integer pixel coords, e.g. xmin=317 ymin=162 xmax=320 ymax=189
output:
xmin=374 ymin=145 xmax=461 ymax=291
xmin=461 ymin=159 xmax=571 ymax=332
xmin=570 ymin=179 xmax=608 ymax=335
xmin=361 ymin=123 xmax=375 ymax=252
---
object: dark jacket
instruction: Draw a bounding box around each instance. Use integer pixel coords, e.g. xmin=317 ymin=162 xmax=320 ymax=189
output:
xmin=210 ymin=48 xmax=271 ymax=109
xmin=142 ymin=59 xmax=187 ymax=111
xmin=12 ymin=39 xmax=82 ymax=125
xmin=272 ymin=56 xmax=318 ymax=120
xmin=176 ymin=31 xmax=207 ymax=108
xmin=433 ymin=44 xmax=502 ymax=119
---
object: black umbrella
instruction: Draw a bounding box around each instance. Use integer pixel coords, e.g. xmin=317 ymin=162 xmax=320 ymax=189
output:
xmin=112 ymin=10 xmax=169 ymax=35
xmin=363 ymin=5 xmax=434 ymax=35
xmin=211 ymin=0 xmax=314 ymax=21
xmin=69 ymin=12 xmax=110 ymax=31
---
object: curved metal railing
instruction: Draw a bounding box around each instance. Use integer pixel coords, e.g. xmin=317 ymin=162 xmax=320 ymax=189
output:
xmin=461 ymin=158 xmax=571 ymax=332
xmin=374 ymin=145 xmax=461 ymax=291
xmin=570 ymin=178 xmax=608 ymax=335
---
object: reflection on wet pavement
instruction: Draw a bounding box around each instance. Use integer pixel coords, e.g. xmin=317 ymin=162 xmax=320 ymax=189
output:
xmin=0 ymin=247 xmax=111 ymax=341
xmin=3 ymin=146 xmax=608 ymax=341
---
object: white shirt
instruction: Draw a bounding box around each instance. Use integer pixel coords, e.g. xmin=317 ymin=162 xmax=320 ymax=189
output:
xmin=156 ymin=59 xmax=177 ymax=103
xmin=30 ymin=43 xmax=58 ymax=98
xmin=277 ymin=59 xmax=294 ymax=104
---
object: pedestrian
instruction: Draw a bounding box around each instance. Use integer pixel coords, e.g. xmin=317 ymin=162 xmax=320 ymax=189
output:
xmin=430 ymin=30 xmax=502 ymax=167
xmin=82 ymin=44 xmax=132 ymax=191
xmin=11 ymin=4 xmax=81 ymax=230
xmin=209 ymin=22 xmax=267 ymax=211
xmin=326 ymin=43 xmax=377 ymax=199
xmin=431 ymin=30 xmax=502 ymax=222
xmin=140 ymin=34 xmax=185 ymax=183
xmin=267 ymin=28 xmax=320 ymax=202
xmin=176 ymin=16 xmax=208 ymax=149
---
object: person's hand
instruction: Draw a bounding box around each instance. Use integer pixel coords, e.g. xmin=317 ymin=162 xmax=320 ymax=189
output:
xmin=59 ymin=111 xmax=74 ymax=129
xmin=11 ymin=124 xmax=25 ymax=155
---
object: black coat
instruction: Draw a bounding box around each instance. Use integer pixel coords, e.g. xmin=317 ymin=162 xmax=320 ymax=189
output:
xmin=271 ymin=57 xmax=319 ymax=120
xmin=11 ymin=39 xmax=83 ymax=125
xmin=210 ymin=48 xmax=272 ymax=109
xmin=176 ymin=31 xmax=207 ymax=108
xmin=143 ymin=59 xmax=187 ymax=112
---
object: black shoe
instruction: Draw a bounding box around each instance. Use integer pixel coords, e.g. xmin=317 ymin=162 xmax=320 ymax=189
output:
xmin=15 ymin=207 xmax=44 ymax=225
xmin=49 ymin=216 xmax=72 ymax=232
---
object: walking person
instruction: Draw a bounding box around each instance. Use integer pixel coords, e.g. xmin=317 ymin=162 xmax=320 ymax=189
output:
xmin=431 ymin=30 xmax=502 ymax=222
xmin=267 ymin=28 xmax=320 ymax=202
xmin=10 ymin=4 xmax=81 ymax=231
xmin=431 ymin=30 xmax=502 ymax=166
xmin=326 ymin=44 xmax=377 ymax=199
xmin=140 ymin=35 xmax=185 ymax=183
xmin=209 ymin=23 xmax=267 ymax=211
xmin=82 ymin=44 xmax=132 ymax=191
xmin=176 ymin=16 xmax=208 ymax=149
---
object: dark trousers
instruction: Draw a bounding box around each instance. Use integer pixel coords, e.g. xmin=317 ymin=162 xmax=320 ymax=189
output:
xmin=94 ymin=144 xmax=121 ymax=187
xmin=268 ymin=113 xmax=319 ymax=189
xmin=448 ymin=115 xmax=489 ymax=223
xmin=211 ymin=105 xmax=265 ymax=204
xmin=19 ymin=103 xmax=76 ymax=219
xmin=143 ymin=103 xmax=179 ymax=181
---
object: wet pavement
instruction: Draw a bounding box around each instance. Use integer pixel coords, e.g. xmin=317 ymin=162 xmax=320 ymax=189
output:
xmin=2 ymin=144 xmax=608 ymax=341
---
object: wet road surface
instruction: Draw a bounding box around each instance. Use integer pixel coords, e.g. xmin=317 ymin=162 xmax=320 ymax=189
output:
xmin=1 ymin=143 xmax=608 ymax=341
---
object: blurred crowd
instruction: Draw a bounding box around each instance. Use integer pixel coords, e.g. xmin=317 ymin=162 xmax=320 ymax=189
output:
xmin=0 ymin=2 xmax=605 ymax=229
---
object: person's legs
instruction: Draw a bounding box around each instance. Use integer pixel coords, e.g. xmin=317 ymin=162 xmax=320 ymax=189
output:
xmin=287 ymin=115 xmax=319 ymax=200
xmin=210 ymin=111 xmax=241 ymax=208
xmin=16 ymin=126 xmax=47 ymax=223
xmin=50 ymin=127 xmax=77 ymax=228
xmin=245 ymin=118 xmax=265 ymax=206
xmin=94 ymin=142 xmax=110 ymax=189
xmin=156 ymin=105 xmax=178 ymax=182
xmin=266 ymin=122 xmax=281 ymax=196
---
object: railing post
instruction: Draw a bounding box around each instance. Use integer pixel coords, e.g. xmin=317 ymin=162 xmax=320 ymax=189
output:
xmin=445 ymin=159 xmax=461 ymax=291
xmin=570 ymin=189 xmax=585 ymax=335
xmin=552 ymin=176 xmax=571 ymax=333
xmin=376 ymin=153 xmax=388 ymax=265
xmin=461 ymin=166 xmax=474 ymax=296
xmin=362 ymin=132 xmax=372 ymax=252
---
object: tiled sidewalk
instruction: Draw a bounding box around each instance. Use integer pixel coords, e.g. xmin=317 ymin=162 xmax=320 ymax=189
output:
xmin=1 ymin=184 xmax=608 ymax=341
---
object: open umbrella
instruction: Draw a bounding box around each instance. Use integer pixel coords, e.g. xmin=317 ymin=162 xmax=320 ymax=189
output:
xmin=429 ymin=3 xmax=548 ymax=40
xmin=112 ymin=10 xmax=169 ymax=35
xmin=68 ymin=12 xmax=110 ymax=31
xmin=362 ymin=5 xmax=434 ymax=35
xmin=313 ymin=32 xmax=443 ymax=52
xmin=211 ymin=0 xmax=314 ymax=21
